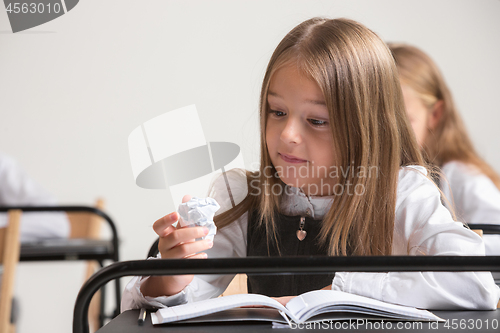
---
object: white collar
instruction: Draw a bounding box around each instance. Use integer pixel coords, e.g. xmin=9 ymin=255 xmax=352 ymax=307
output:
xmin=279 ymin=185 xmax=333 ymax=220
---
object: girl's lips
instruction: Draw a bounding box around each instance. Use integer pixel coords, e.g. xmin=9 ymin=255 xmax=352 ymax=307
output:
xmin=279 ymin=153 xmax=307 ymax=163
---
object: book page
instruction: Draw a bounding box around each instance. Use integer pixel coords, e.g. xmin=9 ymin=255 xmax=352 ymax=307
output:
xmin=285 ymin=290 xmax=443 ymax=323
xmin=151 ymin=293 xmax=289 ymax=325
xmin=166 ymin=308 xmax=289 ymax=324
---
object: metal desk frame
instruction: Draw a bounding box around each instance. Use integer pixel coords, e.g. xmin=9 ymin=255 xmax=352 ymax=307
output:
xmin=73 ymin=255 xmax=500 ymax=333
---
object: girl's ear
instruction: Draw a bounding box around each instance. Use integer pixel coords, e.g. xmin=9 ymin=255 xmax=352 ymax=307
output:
xmin=427 ymin=100 xmax=444 ymax=130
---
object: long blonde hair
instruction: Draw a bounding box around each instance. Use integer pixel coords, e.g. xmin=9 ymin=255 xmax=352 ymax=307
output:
xmin=389 ymin=44 xmax=500 ymax=189
xmin=215 ymin=18 xmax=424 ymax=256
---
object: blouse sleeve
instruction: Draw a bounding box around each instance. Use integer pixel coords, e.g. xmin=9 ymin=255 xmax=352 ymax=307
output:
xmin=121 ymin=169 xmax=249 ymax=311
xmin=332 ymin=166 xmax=500 ymax=310
xmin=0 ymin=153 xmax=70 ymax=242
xmin=441 ymin=161 xmax=500 ymax=255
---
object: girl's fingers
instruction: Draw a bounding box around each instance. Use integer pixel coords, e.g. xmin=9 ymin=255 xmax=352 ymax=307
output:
xmin=158 ymin=227 xmax=210 ymax=256
xmin=161 ymin=226 xmax=209 ymax=249
xmin=154 ymin=194 xmax=204 ymax=258
xmin=271 ymin=296 xmax=296 ymax=306
xmin=185 ymin=252 xmax=208 ymax=259
xmin=153 ymin=194 xmax=192 ymax=237
xmin=153 ymin=212 xmax=179 ymax=237
xmin=161 ymin=239 xmax=213 ymax=259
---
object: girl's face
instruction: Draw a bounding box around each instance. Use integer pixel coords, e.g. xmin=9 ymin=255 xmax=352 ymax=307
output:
xmin=266 ymin=64 xmax=336 ymax=196
xmin=401 ymin=83 xmax=430 ymax=146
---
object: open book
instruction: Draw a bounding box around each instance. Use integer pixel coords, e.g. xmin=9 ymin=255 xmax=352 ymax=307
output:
xmin=151 ymin=290 xmax=443 ymax=326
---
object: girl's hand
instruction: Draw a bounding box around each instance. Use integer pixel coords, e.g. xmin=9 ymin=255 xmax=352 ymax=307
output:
xmin=271 ymin=296 xmax=296 ymax=306
xmin=140 ymin=195 xmax=214 ymax=297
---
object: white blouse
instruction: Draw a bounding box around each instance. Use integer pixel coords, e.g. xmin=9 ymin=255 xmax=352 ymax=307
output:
xmin=122 ymin=166 xmax=500 ymax=311
xmin=440 ymin=161 xmax=500 ymax=255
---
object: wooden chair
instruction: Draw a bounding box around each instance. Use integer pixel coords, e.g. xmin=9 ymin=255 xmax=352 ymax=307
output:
xmin=221 ymin=274 xmax=247 ymax=296
xmin=0 ymin=210 xmax=22 ymax=333
xmin=0 ymin=203 xmax=120 ymax=331
xmin=471 ymin=229 xmax=483 ymax=238
xmin=67 ymin=199 xmax=105 ymax=332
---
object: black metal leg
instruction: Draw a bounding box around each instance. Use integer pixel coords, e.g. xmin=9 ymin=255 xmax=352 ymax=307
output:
xmin=96 ymin=260 xmax=122 ymax=324
xmin=113 ymin=275 xmax=122 ymax=318
xmin=97 ymin=260 xmax=106 ymax=328
xmin=98 ymin=281 xmax=106 ymax=327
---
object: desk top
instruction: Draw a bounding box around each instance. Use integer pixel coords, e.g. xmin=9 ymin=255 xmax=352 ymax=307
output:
xmin=98 ymin=309 xmax=500 ymax=333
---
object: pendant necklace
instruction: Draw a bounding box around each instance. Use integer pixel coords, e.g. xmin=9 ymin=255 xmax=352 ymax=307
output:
xmin=296 ymin=216 xmax=307 ymax=241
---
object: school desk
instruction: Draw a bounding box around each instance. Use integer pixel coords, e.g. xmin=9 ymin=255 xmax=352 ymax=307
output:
xmin=96 ymin=308 xmax=500 ymax=333
xmin=73 ymin=256 xmax=500 ymax=333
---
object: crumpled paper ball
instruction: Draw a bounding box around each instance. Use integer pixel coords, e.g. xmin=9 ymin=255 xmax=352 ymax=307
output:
xmin=177 ymin=197 xmax=220 ymax=241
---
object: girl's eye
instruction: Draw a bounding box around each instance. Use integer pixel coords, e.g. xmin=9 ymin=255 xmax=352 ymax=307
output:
xmin=308 ymin=118 xmax=328 ymax=126
xmin=269 ymin=110 xmax=286 ymax=117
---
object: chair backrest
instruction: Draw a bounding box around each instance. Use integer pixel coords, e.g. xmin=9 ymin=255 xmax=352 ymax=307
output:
xmin=68 ymin=198 xmax=105 ymax=239
xmin=67 ymin=199 xmax=106 ymax=331
xmin=471 ymin=229 xmax=483 ymax=238
xmin=0 ymin=210 xmax=22 ymax=333
xmin=221 ymin=274 xmax=247 ymax=296
xmin=147 ymin=238 xmax=160 ymax=259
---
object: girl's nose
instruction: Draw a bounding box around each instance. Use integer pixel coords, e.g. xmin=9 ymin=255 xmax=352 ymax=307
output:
xmin=280 ymin=118 xmax=302 ymax=144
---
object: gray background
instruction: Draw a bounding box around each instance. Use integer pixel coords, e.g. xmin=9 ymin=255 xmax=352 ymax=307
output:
xmin=0 ymin=1 xmax=499 ymax=332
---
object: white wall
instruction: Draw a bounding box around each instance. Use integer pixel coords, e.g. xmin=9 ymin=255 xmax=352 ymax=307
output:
xmin=1 ymin=1 xmax=499 ymax=332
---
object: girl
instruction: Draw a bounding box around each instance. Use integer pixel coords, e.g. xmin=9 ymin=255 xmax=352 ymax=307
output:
xmin=389 ymin=44 xmax=500 ymax=256
xmin=122 ymin=18 xmax=499 ymax=311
